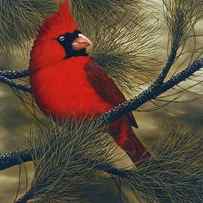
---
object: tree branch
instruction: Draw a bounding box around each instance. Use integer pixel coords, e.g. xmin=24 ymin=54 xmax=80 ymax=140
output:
xmin=102 ymin=58 xmax=203 ymax=124
xmin=0 ymin=69 xmax=31 ymax=92
xmin=0 ymin=148 xmax=128 ymax=179
xmin=152 ymin=0 xmax=186 ymax=87
xmin=0 ymin=75 xmax=31 ymax=92
xmin=0 ymin=146 xmax=122 ymax=176
xmin=0 ymin=69 xmax=29 ymax=79
xmin=11 ymin=65 xmax=202 ymax=203
xmin=0 ymin=58 xmax=203 ymax=171
xmin=0 ymin=150 xmax=32 ymax=170
xmin=152 ymin=39 xmax=179 ymax=86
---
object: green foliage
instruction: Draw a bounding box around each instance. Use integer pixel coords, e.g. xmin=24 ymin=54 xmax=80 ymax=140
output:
xmin=153 ymin=124 xmax=203 ymax=168
xmin=19 ymin=119 xmax=118 ymax=203
xmin=72 ymin=0 xmax=142 ymax=28
xmin=113 ymin=125 xmax=203 ymax=203
xmin=162 ymin=0 xmax=203 ymax=59
xmin=0 ymin=0 xmax=57 ymax=52
xmin=16 ymin=120 xmax=203 ymax=203
xmin=74 ymin=0 xmax=162 ymax=96
xmin=89 ymin=17 xmax=161 ymax=96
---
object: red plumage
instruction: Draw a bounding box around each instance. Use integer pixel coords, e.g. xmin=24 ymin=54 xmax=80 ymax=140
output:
xmin=30 ymin=1 xmax=151 ymax=165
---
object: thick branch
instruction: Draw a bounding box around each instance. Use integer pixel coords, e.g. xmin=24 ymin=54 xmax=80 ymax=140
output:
xmin=0 ymin=58 xmax=203 ymax=171
xmin=102 ymin=58 xmax=203 ymax=124
xmin=0 ymin=148 xmax=128 ymax=179
xmin=0 ymin=150 xmax=32 ymax=170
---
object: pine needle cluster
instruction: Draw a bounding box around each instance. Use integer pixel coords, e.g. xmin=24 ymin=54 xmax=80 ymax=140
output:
xmin=16 ymin=120 xmax=203 ymax=203
xmin=17 ymin=119 xmax=119 ymax=203
xmin=90 ymin=18 xmax=161 ymax=96
xmin=71 ymin=0 xmax=162 ymax=95
xmin=161 ymin=0 xmax=203 ymax=68
xmin=72 ymin=0 xmax=142 ymax=27
xmin=0 ymin=0 xmax=57 ymax=52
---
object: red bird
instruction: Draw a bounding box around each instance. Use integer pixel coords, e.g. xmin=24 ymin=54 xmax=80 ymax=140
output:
xmin=30 ymin=1 xmax=151 ymax=165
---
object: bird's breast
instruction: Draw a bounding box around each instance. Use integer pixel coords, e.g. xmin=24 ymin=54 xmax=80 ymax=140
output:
xmin=31 ymin=60 xmax=111 ymax=119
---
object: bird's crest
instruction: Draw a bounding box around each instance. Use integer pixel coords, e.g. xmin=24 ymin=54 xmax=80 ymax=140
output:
xmin=30 ymin=0 xmax=79 ymax=71
xmin=38 ymin=0 xmax=79 ymax=40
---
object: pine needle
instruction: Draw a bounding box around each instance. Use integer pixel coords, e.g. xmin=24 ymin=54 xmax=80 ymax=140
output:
xmin=16 ymin=119 xmax=203 ymax=203
xmin=87 ymin=14 xmax=162 ymax=97
xmin=17 ymin=118 xmax=119 ymax=203
xmin=0 ymin=0 xmax=57 ymax=53
xmin=113 ymin=124 xmax=203 ymax=203
xmin=72 ymin=0 xmax=143 ymax=28
xmin=162 ymin=0 xmax=203 ymax=60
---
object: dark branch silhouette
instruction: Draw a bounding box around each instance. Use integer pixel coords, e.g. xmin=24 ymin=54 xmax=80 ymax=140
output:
xmin=0 ymin=69 xmax=29 ymax=79
xmin=0 ymin=69 xmax=31 ymax=92
xmin=0 ymin=58 xmax=203 ymax=172
xmin=102 ymin=58 xmax=203 ymax=123
xmin=0 ymin=149 xmax=32 ymax=171
xmin=0 ymin=147 xmax=128 ymax=180
xmin=0 ymin=75 xmax=31 ymax=92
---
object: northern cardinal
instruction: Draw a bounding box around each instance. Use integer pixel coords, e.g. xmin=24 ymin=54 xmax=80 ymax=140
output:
xmin=30 ymin=0 xmax=151 ymax=165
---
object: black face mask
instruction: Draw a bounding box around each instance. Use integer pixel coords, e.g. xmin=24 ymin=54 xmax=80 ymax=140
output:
xmin=57 ymin=30 xmax=88 ymax=58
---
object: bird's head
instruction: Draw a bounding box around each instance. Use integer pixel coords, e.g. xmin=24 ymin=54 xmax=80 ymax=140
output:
xmin=30 ymin=0 xmax=93 ymax=71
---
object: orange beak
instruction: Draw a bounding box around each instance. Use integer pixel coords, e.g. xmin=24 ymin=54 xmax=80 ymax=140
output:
xmin=72 ymin=34 xmax=93 ymax=51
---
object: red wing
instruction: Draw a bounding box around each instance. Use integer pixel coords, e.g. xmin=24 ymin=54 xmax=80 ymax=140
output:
xmin=85 ymin=61 xmax=138 ymax=128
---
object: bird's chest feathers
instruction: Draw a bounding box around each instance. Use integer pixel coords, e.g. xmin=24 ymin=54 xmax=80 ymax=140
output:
xmin=31 ymin=59 xmax=110 ymax=117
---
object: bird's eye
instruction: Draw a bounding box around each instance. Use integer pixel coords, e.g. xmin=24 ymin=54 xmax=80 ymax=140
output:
xmin=75 ymin=30 xmax=81 ymax=36
xmin=58 ymin=35 xmax=65 ymax=42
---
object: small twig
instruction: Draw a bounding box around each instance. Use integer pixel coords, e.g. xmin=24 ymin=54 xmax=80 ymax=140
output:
xmin=153 ymin=45 xmax=178 ymax=86
xmin=152 ymin=35 xmax=180 ymax=87
xmin=0 ymin=58 xmax=203 ymax=171
xmin=0 ymin=75 xmax=31 ymax=93
xmin=15 ymin=190 xmax=34 ymax=203
xmin=0 ymin=69 xmax=29 ymax=79
xmin=0 ymin=69 xmax=31 ymax=93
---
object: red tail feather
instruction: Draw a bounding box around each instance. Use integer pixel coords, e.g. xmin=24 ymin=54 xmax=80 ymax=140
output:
xmin=30 ymin=1 xmax=151 ymax=166
xmin=122 ymin=128 xmax=151 ymax=165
